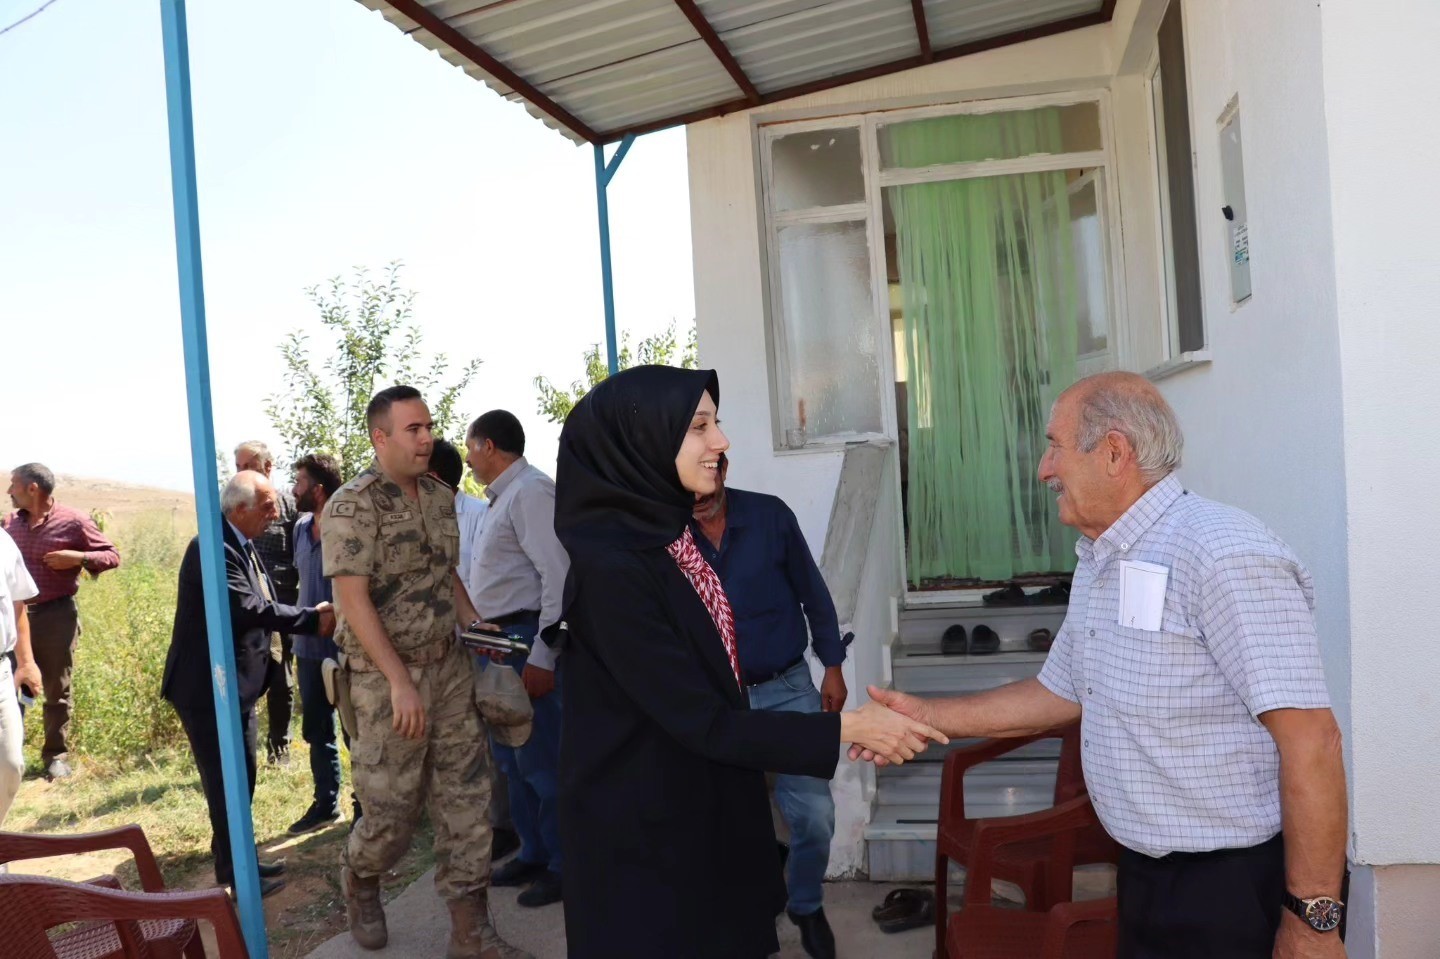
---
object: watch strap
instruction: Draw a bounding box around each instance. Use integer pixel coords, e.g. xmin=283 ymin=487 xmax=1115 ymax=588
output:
xmin=1283 ymin=890 xmax=1345 ymax=933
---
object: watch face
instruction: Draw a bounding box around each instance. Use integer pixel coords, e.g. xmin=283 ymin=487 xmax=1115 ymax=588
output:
xmin=1305 ymin=898 xmax=1343 ymax=932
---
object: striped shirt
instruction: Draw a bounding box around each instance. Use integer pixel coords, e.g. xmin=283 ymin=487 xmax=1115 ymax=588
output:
xmin=1037 ymin=475 xmax=1332 ymax=858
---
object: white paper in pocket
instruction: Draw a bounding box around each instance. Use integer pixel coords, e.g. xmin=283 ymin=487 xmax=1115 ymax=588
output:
xmin=1117 ymin=560 xmax=1169 ymax=631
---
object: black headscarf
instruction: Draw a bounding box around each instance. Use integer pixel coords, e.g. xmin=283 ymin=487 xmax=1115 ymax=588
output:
xmin=555 ymin=364 xmax=720 ymax=554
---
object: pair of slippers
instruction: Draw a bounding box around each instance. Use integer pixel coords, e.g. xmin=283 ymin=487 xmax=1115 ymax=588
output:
xmin=872 ymin=887 xmax=933 ymax=934
xmin=942 ymin=624 xmax=999 ymax=656
xmin=941 ymin=625 xmax=1056 ymax=655
xmin=982 ymin=583 xmax=1072 ymax=607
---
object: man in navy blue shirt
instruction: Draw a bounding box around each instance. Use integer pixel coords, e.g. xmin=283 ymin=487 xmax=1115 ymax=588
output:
xmin=690 ymin=455 xmax=846 ymax=959
xmin=287 ymin=453 xmax=350 ymax=836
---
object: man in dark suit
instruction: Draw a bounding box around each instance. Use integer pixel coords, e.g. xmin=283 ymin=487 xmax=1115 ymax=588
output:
xmin=162 ymin=470 xmax=334 ymax=896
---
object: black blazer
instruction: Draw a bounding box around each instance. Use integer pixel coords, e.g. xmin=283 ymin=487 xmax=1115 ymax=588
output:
xmin=161 ymin=518 xmax=318 ymax=714
xmin=559 ymin=547 xmax=841 ymax=959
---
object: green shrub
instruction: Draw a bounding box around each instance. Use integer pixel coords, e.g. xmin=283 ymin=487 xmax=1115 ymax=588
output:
xmin=25 ymin=511 xmax=194 ymax=767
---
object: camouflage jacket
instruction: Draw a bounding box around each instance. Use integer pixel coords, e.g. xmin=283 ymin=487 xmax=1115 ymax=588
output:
xmin=321 ymin=463 xmax=460 ymax=668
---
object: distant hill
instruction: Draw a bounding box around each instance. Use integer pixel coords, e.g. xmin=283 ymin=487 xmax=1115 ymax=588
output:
xmin=10 ymin=474 xmax=196 ymax=526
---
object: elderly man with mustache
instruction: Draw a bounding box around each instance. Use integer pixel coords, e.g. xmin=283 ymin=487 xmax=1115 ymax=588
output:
xmin=861 ymin=373 xmax=1348 ymax=959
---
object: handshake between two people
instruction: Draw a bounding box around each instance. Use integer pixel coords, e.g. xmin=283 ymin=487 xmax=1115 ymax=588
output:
xmin=840 ymin=685 xmax=948 ymax=766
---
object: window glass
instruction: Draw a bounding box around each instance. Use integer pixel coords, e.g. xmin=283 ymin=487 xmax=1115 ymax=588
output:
xmin=878 ymin=102 xmax=1101 ymax=169
xmin=770 ymin=127 xmax=865 ymax=212
xmin=774 ymin=220 xmax=882 ymax=443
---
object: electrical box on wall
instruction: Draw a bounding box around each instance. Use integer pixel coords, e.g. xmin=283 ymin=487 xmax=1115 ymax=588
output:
xmin=1218 ymin=100 xmax=1251 ymax=304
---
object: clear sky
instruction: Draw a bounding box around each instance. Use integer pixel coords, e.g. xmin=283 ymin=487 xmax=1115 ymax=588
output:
xmin=0 ymin=0 xmax=694 ymax=491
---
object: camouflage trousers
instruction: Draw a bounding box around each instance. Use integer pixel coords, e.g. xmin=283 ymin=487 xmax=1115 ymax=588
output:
xmin=342 ymin=642 xmax=493 ymax=899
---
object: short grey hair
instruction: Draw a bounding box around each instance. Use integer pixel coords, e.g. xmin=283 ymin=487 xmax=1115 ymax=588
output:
xmin=234 ymin=440 xmax=272 ymax=469
xmin=221 ymin=471 xmax=266 ymax=515
xmin=1070 ymin=377 xmax=1184 ymax=485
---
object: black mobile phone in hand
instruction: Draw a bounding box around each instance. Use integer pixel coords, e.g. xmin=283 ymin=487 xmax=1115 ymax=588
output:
xmin=460 ymin=625 xmax=529 ymax=657
xmin=18 ymin=684 xmax=35 ymax=708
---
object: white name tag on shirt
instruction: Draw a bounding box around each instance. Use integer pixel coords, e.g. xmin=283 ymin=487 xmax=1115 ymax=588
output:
xmin=1117 ymin=560 xmax=1169 ymax=631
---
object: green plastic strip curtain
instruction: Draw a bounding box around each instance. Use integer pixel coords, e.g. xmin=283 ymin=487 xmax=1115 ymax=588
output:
xmin=887 ymin=109 xmax=1081 ymax=583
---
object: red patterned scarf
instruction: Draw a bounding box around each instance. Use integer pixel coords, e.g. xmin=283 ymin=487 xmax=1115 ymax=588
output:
xmin=666 ymin=527 xmax=742 ymax=688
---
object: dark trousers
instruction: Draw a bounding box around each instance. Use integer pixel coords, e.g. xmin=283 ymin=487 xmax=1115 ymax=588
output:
xmin=489 ymin=614 xmax=563 ymax=874
xmin=263 ymin=637 xmax=294 ymax=756
xmin=1117 ymin=833 xmax=1285 ymax=959
xmin=28 ymin=597 xmax=79 ymax=763
xmin=295 ymin=655 xmax=345 ymax=810
xmin=175 ymin=701 xmax=258 ymax=884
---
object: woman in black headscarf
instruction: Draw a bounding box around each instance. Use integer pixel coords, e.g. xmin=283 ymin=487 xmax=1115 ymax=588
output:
xmin=555 ymin=365 xmax=946 ymax=959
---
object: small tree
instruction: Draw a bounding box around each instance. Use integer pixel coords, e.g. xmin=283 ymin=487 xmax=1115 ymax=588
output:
xmin=533 ymin=322 xmax=697 ymax=425
xmin=266 ymin=263 xmax=481 ymax=478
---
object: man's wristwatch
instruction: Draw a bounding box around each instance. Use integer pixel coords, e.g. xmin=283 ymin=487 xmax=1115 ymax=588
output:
xmin=1283 ymin=891 xmax=1345 ymax=933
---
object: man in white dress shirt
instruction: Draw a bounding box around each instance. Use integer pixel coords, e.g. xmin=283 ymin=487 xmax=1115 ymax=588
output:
xmin=0 ymin=526 xmax=40 ymax=829
xmin=464 ymin=411 xmax=569 ymax=909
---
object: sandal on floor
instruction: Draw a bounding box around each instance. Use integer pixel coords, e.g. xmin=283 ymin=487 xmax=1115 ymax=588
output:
xmin=1027 ymin=627 xmax=1054 ymax=652
xmin=941 ymin=624 xmax=967 ymax=656
xmin=872 ymin=888 xmax=934 ymax=933
xmin=982 ymin=584 xmax=1029 ymax=607
xmin=969 ymin=624 xmax=1000 ymax=655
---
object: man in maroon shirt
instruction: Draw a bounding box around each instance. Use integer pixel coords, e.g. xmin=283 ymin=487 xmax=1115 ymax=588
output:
xmin=3 ymin=463 xmax=120 ymax=780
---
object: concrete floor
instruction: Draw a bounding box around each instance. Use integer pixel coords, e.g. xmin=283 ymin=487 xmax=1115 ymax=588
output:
xmin=304 ymin=874 xmax=940 ymax=959
xmin=305 ymin=866 xmax=1116 ymax=958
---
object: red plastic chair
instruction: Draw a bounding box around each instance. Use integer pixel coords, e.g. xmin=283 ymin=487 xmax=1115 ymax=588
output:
xmin=0 ymin=874 xmax=248 ymax=959
xmin=946 ymin=795 xmax=1118 ymax=959
xmin=935 ymin=723 xmax=1119 ymax=959
xmin=0 ymin=826 xmax=206 ymax=959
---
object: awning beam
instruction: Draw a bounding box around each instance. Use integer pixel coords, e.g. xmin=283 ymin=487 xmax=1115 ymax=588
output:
xmin=673 ymin=0 xmax=761 ymax=104
xmin=911 ymin=0 xmax=934 ymax=63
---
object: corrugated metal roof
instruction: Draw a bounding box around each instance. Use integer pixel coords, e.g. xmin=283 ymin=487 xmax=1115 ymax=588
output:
xmin=924 ymin=0 xmax=1103 ymax=49
xmin=356 ymin=0 xmax=1111 ymax=143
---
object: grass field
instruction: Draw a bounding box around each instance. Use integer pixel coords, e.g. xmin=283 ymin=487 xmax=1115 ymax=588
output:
xmin=4 ymin=505 xmax=436 ymax=956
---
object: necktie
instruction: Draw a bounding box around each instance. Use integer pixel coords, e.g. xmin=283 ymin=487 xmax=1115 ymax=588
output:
xmin=247 ymin=544 xmax=284 ymax=663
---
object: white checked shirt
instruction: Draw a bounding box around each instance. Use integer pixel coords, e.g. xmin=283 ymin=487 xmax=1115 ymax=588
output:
xmin=1038 ymin=475 xmax=1331 ymax=858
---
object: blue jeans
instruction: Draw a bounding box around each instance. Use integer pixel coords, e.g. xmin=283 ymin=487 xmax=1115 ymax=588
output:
xmin=747 ymin=660 xmax=835 ymax=915
xmin=296 ymin=656 xmax=342 ymax=811
xmin=488 ymin=618 xmax=563 ymax=874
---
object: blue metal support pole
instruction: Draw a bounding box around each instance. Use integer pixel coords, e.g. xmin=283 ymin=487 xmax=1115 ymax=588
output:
xmin=594 ymin=134 xmax=635 ymax=375
xmin=158 ymin=2 xmax=268 ymax=956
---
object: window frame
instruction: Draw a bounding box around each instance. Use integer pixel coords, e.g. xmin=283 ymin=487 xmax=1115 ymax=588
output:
xmin=757 ymin=89 xmax=1126 ymax=451
xmin=1144 ymin=0 xmax=1208 ymax=362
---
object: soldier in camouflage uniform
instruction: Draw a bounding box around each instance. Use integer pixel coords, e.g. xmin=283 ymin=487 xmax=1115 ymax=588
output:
xmin=322 ymin=385 xmax=531 ymax=959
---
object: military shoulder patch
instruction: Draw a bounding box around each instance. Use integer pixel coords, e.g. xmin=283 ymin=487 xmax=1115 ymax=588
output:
xmin=332 ymin=501 xmax=357 ymax=518
xmin=349 ymin=471 xmax=380 ymax=492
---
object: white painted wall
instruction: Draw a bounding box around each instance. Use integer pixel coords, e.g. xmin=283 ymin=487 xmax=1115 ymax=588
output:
xmin=1130 ymin=0 xmax=1355 ymax=734
xmin=1320 ymin=0 xmax=1440 ymax=952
